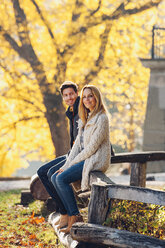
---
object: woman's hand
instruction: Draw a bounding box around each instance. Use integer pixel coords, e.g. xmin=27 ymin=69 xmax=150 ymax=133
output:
xmin=56 ymin=168 xmax=64 ymax=175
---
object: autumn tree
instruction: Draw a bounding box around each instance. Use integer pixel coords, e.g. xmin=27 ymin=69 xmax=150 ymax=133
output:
xmin=0 ymin=0 xmax=164 ymax=176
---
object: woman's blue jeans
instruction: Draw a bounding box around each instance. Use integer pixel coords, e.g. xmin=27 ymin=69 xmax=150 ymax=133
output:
xmin=37 ymin=155 xmax=67 ymax=214
xmin=51 ymin=161 xmax=84 ymax=216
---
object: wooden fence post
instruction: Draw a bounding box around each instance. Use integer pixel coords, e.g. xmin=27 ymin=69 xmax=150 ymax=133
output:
xmin=130 ymin=162 xmax=146 ymax=187
xmin=88 ymin=183 xmax=109 ymax=225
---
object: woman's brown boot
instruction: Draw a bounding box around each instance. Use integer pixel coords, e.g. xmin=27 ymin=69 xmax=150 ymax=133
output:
xmin=57 ymin=214 xmax=69 ymax=229
xmin=61 ymin=214 xmax=83 ymax=234
xmin=54 ymin=216 xmax=60 ymax=225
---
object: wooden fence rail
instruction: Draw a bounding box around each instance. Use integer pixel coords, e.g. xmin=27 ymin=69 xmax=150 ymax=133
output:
xmin=71 ymin=152 xmax=165 ymax=248
xmin=111 ymin=151 xmax=165 ymax=187
xmin=88 ymin=182 xmax=165 ymax=225
xmin=37 ymin=151 xmax=165 ymax=247
xmin=71 ymin=181 xmax=165 ymax=247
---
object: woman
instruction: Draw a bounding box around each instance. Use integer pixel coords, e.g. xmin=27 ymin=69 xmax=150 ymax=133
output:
xmin=51 ymin=85 xmax=111 ymax=234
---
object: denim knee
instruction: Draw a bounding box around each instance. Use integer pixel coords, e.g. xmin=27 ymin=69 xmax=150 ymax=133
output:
xmin=55 ymin=173 xmax=64 ymax=188
xmin=51 ymin=173 xmax=65 ymax=191
xmin=37 ymin=166 xmax=44 ymax=177
xmin=51 ymin=173 xmax=57 ymax=188
xmin=47 ymin=169 xmax=53 ymax=183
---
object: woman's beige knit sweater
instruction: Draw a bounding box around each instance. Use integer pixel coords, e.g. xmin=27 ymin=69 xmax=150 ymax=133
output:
xmin=61 ymin=111 xmax=111 ymax=191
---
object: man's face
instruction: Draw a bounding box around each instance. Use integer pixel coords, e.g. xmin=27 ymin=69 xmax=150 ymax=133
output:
xmin=62 ymin=87 xmax=78 ymax=107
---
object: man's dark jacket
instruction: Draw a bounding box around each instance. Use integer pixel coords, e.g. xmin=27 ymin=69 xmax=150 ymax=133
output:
xmin=66 ymin=96 xmax=80 ymax=148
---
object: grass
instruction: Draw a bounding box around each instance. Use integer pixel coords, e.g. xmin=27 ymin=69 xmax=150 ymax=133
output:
xmin=0 ymin=190 xmax=63 ymax=248
xmin=1 ymin=187 xmax=164 ymax=247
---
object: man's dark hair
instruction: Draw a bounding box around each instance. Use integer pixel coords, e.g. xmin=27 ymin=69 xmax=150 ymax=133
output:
xmin=60 ymin=81 xmax=78 ymax=95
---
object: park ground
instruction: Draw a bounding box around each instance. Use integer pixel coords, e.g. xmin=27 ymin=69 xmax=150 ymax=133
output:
xmin=0 ymin=172 xmax=165 ymax=247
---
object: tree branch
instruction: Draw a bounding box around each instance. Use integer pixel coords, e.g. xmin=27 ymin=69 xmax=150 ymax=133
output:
xmin=71 ymin=0 xmax=85 ymax=21
xmin=2 ymin=93 xmax=44 ymax=113
xmin=62 ymin=0 xmax=162 ymax=63
xmin=12 ymin=0 xmax=41 ymax=65
xmin=1 ymin=116 xmax=43 ymax=135
xmin=0 ymin=62 xmax=44 ymax=112
xmin=103 ymin=0 xmax=162 ymax=20
xmin=13 ymin=0 xmax=29 ymax=45
xmin=0 ymin=138 xmax=16 ymax=175
xmin=30 ymin=0 xmax=59 ymax=50
xmin=3 ymin=0 xmax=50 ymax=95
xmin=0 ymin=61 xmax=33 ymax=82
xmin=89 ymin=0 xmax=102 ymax=16
xmin=0 ymin=19 xmax=39 ymax=68
xmin=0 ymin=25 xmax=39 ymax=69
xmin=60 ymin=0 xmax=85 ymax=55
xmin=70 ymin=0 xmax=162 ymax=36
xmin=0 ymin=25 xmax=22 ymax=56
xmin=84 ymin=22 xmax=112 ymax=84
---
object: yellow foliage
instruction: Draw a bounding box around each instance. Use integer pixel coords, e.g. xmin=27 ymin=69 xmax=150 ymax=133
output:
xmin=0 ymin=0 xmax=164 ymax=175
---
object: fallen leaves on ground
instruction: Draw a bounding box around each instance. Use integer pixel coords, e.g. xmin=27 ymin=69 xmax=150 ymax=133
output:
xmin=0 ymin=190 xmax=60 ymax=247
xmin=22 ymin=211 xmax=45 ymax=225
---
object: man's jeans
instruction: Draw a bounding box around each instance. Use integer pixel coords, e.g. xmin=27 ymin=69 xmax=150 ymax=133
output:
xmin=37 ymin=155 xmax=67 ymax=214
xmin=51 ymin=161 xmax=84 ymax=216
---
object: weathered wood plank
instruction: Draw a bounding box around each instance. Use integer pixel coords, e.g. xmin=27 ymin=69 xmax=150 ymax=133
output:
xmin=78 ymin=171 xmax=115 ymax=209
xmin=89 ymin=171 xmax=115 ymax=185
xmin=111 ymin=151 xmax=165 ymax=164
xmin=71 ymin=223 xmax=165 ymax=248
xmin=130 ymin=162 xmax=147 ymax=187
xmin=88 ymin=183 xmax=109 ymax=224
xmin=107 ymin=184 xmax=165 ymax=206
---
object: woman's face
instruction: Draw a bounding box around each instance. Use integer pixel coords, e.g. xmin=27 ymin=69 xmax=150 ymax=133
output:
xmin=82 ymin=88 xmax=96 ymax=112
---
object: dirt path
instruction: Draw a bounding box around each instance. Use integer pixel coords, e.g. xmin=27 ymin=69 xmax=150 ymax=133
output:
xmin=0 ymin=178 xmax=30 ymax=192
xmin=0 ymin=173 xmax=165 ymax=192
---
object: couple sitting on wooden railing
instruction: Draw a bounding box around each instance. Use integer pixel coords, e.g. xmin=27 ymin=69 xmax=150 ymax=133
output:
xmin=37 ymin=81 xmax=113 ymax=234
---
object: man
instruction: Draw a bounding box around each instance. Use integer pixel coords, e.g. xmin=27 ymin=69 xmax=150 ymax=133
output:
xmin=37 ymin=81 xmax=80 ymax=215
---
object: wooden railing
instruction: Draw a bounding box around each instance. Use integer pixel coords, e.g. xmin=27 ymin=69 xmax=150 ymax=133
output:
xmin=71 ymin=181 xmax=165 ymax=247
xmin=111 ymin=151 xmax=165 ymax=187
xmin=70 ymin=151 xmax=165 ymax=248
xmin=45 ymin=151 xmax=165 ymax=247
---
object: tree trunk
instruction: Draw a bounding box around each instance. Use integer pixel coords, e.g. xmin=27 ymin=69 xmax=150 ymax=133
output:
xmin=44 ymin=93 xmax=70 ymax=156
xmin=11 ymin=0 xmax=70 ymax=157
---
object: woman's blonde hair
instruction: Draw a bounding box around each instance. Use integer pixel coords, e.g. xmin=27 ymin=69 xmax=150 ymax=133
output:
xmin=79 ymin=85 xmax=107 ymax=126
